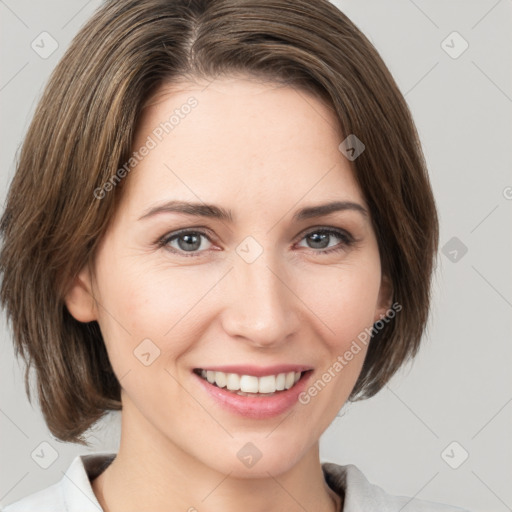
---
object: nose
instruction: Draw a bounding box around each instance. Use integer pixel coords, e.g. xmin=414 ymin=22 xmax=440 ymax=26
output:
xmin=219 ymin=249 xmax=300 ymax=349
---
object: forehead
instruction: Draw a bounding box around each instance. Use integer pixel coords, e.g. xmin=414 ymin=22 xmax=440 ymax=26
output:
xmin=121 ymin=76 xmax=366 ymax=216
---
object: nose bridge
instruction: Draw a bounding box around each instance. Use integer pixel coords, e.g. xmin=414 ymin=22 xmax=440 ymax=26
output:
xmin=221 ymin=243 xmax=298 ymax=346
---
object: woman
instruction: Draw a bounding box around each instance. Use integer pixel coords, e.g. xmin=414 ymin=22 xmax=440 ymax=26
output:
xmin=0 ymin=0 xmax=470 ymax=510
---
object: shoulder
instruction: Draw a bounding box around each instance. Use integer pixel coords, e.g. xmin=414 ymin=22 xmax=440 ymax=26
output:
xmin=322 ymin=462 xmax=471 ymax=512
xmin=2 ymin=481 xmax=64 ymax=512
xmin=2 ymin=452 xmax=116 ymax=512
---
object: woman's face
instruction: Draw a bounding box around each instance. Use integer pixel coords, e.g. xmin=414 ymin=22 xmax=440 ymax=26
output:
xmin=70 ymin=76 xmax=391 ymax=477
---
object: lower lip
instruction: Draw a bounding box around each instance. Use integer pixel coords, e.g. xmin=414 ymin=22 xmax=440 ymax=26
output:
xmin=193 ymin=371 xmax=313 ymax=419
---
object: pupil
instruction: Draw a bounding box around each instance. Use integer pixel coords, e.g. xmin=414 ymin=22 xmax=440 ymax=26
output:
xmin=178 ymin=234 xmax=201 ymax=251
xmin=308 ymin=232 xmax=329 ymax=249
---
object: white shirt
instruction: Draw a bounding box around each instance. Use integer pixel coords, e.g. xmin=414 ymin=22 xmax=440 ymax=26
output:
xmin=3 ymin=452 xmax=470 ymax=511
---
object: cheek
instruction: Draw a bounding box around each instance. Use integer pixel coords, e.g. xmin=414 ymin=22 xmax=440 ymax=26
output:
xmin=94 ymin=256 xmax=225 ymax=365
xmin=295 ymin=255 xmax=382 ymax=348
xmin=294 ymin=260 xmax=380 ymax=422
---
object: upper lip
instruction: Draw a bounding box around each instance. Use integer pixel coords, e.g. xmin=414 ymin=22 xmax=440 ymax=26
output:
xmin=194 ymin=365 xmax=313 ymax=377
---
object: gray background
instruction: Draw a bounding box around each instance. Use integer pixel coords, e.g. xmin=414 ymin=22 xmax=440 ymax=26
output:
xmin=1 ymin=1 xmax=511 ymax=510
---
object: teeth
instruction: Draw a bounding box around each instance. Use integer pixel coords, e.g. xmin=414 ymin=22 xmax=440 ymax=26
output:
xmin=285 ymin=371 xmax=295 ymax=389
xmin=240 ymin=375 xmax=259 ymax=393
xmin=258 ymin=375 xmax=275 ymax=394
xmin=199 ymin=370 xmax=303 ymax=394
xmin=226 ymin=373 xmax=240 ymax=391
xmin=215 ymin=372 xmax=227 ymax=388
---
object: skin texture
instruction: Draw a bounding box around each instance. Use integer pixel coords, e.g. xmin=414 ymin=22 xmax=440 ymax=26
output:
xmin=65 ymin=76 xmax=392 ymax=512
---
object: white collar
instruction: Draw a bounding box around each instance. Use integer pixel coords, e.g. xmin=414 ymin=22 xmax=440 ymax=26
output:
xmin=4 ymin=453 xmax=468 ymax=511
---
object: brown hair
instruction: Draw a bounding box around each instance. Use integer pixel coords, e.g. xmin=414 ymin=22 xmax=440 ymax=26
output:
xmin=0 ymin=0 xmax=438 ymax=444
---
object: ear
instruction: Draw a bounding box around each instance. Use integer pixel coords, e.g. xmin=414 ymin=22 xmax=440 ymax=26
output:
xmin=63 ymin=263 xmax=98 ymax=323
xmin=373 ymin=273 xmax=393 ymax=323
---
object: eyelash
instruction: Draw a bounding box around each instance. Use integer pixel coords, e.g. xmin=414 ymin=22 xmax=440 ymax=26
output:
xmin=156 ymin=227 xmax=355 ymax=258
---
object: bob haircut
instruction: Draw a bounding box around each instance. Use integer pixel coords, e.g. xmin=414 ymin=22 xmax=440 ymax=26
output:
xmin=0 ymin=0 xmax=438 ymax=444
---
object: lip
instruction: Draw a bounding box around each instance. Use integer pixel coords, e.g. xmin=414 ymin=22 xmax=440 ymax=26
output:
xmin=193 ymin=367 xmax=314 ymax=419
xmin=195 ymin=364 xmax=313 ymax=377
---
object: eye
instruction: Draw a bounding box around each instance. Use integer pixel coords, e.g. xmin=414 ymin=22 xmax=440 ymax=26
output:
xmin=157 ymin=226 xmax=354 ymax=258
xmin=296 ymin=227 xmax=353 ymax=254
xmin=159 ymin=229 xmax=213 ymax=256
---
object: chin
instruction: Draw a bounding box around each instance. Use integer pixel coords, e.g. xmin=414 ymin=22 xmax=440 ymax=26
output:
xmin=201 ymin=432 xmax=312 ymax=479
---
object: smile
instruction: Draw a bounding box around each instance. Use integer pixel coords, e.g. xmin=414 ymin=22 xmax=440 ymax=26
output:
xmin=192 ymin=365 xmax=314 ymax=418
xmin=194 ymin=368 xmax=304 ymax=396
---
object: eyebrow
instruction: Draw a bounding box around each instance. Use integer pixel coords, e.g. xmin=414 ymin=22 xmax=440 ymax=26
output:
xmin=137 ymin=200 xmax=368 ymax=222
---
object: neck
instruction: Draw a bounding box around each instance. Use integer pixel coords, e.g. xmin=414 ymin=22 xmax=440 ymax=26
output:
xmin=92 ymin=403 xmax=341 ymax=512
